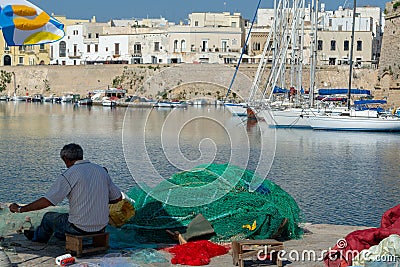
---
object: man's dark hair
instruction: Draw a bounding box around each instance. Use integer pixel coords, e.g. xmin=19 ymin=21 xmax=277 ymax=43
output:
xmin=60 ymin=143 xmax=83 ymax=161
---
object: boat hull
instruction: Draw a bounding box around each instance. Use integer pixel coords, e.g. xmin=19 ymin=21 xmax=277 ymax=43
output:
xmin=102 ymin=100 xmax=116 ymax=107
xmin=309 ymin=115 xmax=400 ymax=131
xmin=224 ymin=103 xmax=247 ymax=116
xmin=258 ymin=108 xmax=312 ymax=128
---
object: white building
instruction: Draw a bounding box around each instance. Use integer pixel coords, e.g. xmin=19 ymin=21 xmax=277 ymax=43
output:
xmin=50 ymin=24 xmax=85 ymax=65
xmin=49 ymin=6 xmax=382 ymax=68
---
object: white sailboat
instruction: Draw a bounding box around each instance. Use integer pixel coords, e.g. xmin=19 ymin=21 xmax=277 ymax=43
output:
xmin=247 ymin=0 xmax=319 ymax=128
xmin=309 ymin=113 xmax=400 ymax=131
xmin=224 ymin=103 xmax=248 ymax=116
xmin=309 ymin=0 xmax=400 ymax=132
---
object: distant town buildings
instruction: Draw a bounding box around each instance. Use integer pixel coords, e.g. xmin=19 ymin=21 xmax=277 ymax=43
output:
xmin=0 ymin=3 xmax=385 ymax=68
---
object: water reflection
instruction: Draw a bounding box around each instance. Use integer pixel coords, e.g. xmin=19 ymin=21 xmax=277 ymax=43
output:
xmin=0 ymin=102 xmax=399 ymax=227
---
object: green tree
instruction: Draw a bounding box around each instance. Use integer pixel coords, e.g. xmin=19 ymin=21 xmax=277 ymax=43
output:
xmin=43 ymin=79 xmax=50 ymax=92
xmin=0 ymin=70 xmax=12 ymax=93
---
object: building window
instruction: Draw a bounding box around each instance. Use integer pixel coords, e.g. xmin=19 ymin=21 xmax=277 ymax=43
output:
xmin=87 ymin=44 xmax=90 ymax=53
xmin=252 ymin=42 xmax=260 ymax=51
xmin=268 ymin=41 xmax=273 ymax=50
xmin=134 ymin=43 xmax=141 ymax=54
xmin=355 ymin=57 xmax=362 ymax=67
xmin=50 ymin=46 xmax=53 ymax=59
xmin=18 ymin=56 xmax=24 ymax=65
xmin=59 ymin=41 xmax=66 ymax=57
xmin=194 ymin=21 xmax=199 ymax=26
xmin=88 ymin=33 xmax=92 ymax=38
xmin=19 ymin=46 xmax=25 ymax=51
xmin=73 ymin=30 xmax=78 ymax=35
xmin=95 ymin=44 xmax=98 ymax=52
xmin=329 ymin=58 xmax=336 ymax=65
xmin=201 ymin=40 xmax=208 ymax=52
xmin=232 ymin=39 xmax=238 ymax=46
xmin=181 ymin=40 xmax=186 ymax=51
xmin=357 ymin=41 xmax=362 ymax=51
xmin=4 ymin=45 xmax=9 ymax=51
xmin=174 ymin=40 xmax=178 ymax=52
xmin=114 ymin=43 xmax=120 ymax=55
xmin=191 ymin=44 xmax=195 ymax=52
xmin=222 ymin=40 xmax=228 ymax=52
xmin=344 ymin=40 xmax=349 ymax=51
xmin=330 ymin=40 xmax=336 ymax=51
xmin=39 ymin=44 xmax=45 ymax=50
xmin=317 ymin=40 xmax=323 ymax=50
xmin=95 ymin=33 xmax=99 ymax=38
xmin=154 ymin=42 xmax=160 ymax=52
xmin=106 ymin=47 xmax=108 ymax=52
xmin=231 ymin=22 xmax=237 ymax=28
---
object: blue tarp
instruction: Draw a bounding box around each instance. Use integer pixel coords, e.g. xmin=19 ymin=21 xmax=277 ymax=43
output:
xmin=318 ymin=89 xmax=371 ymax=96
xmin=354 ymin=99 xmax=387 ymax=105
xmin=273 ymin=86 xmax=289 ymax=93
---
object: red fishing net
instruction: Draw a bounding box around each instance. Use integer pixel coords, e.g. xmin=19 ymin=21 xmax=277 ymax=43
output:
xmin=167 ymin=240 xmax=229 ymax=266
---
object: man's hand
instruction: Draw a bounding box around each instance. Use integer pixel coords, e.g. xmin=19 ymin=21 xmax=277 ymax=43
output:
xmin=9 ymin=203 xmax=20 ymax=213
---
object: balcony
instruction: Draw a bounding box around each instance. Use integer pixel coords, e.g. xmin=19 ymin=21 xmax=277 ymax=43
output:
xmin=39 ymin=49 xmax=48 ymax=53
xmin=68 ymin=52 xmax=82 ymax=58
xmin=113 ymin=51 xmax=120 ymax=58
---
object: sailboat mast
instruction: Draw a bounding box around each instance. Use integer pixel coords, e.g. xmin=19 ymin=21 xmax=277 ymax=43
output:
xmin=347 ymin=0 xmax=357 ymax=110
xmin=12 ymin=72 xmax=16 ymax=97
xmin=309 ymin=0 xmax=319 ymax=108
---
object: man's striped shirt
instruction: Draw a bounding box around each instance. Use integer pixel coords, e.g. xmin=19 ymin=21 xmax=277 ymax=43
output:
xmin=45 ymin=160 xmax=122 ymax=232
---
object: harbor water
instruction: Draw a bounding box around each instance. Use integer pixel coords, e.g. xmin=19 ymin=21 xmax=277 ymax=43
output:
xmin=0 ymin=101 xmax=399 ymax=227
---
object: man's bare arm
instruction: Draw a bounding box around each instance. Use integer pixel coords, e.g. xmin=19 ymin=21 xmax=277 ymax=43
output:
xmin=9 ymin=197 xmax=53 ymax=213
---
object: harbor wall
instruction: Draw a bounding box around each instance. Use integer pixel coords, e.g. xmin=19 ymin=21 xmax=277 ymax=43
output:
xmin=375 ymin=1 xmax=400 ymax=105
xmin=0 ymin=64 xmax=383 ymax=104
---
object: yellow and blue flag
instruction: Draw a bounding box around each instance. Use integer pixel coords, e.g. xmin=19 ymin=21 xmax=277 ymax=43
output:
xmin=0 ymin=0 xmax=64 ymax=46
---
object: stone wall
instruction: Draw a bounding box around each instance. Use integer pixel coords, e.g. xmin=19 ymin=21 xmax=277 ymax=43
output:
xmin=0 ymin=63 xmax=382 ymax=104
xmin=375 ymin=1 xmax=400 ymax=105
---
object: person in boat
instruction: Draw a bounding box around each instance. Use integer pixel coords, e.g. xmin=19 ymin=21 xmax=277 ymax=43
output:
xmin=9 ymin=143 xmax=122 ymax=243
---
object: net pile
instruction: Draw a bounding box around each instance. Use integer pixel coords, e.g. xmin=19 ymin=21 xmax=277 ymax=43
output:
xmin=123 ymin=163 xmax=303 ymax=244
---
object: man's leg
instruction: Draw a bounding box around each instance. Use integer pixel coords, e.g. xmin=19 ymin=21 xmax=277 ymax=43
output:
xmin=33 ymin=212 xmax=69 ymax=243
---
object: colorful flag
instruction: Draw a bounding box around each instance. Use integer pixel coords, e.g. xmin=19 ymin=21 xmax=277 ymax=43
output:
xmin=0 ymin=0 xmax=64 ymax=46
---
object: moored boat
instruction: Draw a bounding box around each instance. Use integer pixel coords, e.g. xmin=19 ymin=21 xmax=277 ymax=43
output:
xmin=79 ymin=97 xmax=93 ymax=106
xmin=224 ymin=103 xmax=247 ymax=116
xmin=309 ymin=113 xmax=400 ymax=131
xmin=102 ymin=98 xmax=116 ymax=107
xmin=154 ymin=101 xmax=173 ymax=108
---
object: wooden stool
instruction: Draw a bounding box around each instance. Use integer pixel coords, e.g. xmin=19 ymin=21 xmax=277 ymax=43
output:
xmin=65 ymin=232 xmax=109 ymax=257
xmin=232 ymin=239 xmax=284 ymax=267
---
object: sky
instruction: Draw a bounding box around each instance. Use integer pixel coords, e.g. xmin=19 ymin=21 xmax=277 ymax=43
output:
xmin=29 ymin=0 xmax=387 ymax=23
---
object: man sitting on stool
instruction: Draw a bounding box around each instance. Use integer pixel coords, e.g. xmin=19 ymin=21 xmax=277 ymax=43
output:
xmin=9 ymin=143 xmax=122 ymax=243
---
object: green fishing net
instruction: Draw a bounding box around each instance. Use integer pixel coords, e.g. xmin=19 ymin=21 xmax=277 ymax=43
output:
xmin=123 ymin=163 xmax=303 ymax=244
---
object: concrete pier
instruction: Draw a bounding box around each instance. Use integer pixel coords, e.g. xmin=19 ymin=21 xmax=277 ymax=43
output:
xmin=1 ymin=223 xmax=370 ymax=266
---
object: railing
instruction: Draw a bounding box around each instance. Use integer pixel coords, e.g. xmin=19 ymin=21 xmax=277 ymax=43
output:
xmin=113 ymin=50 xmax=120 ymax=58
xmin=68 ymin=52 xmax=82 ymax=58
